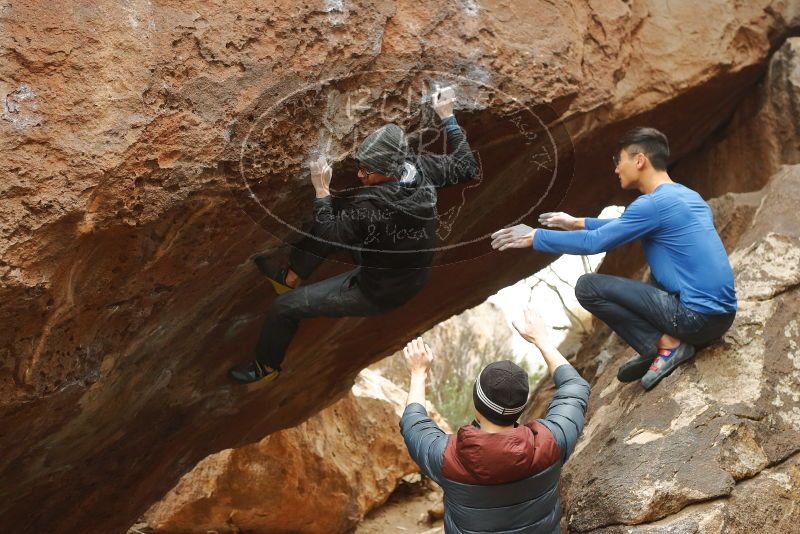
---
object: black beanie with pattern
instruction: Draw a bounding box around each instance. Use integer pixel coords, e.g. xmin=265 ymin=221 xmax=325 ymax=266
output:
xmin=355 ymin=123 xmax=408 ymax=178
xmin=472 ymin=360 xmax=529 ymax=426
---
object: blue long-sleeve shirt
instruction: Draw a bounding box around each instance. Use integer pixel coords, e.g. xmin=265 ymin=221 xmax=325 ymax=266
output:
xmin=533 ymin=183 xmax=737 ymax=315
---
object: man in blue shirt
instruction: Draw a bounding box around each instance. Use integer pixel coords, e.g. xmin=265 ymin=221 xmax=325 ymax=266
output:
xmin=490 ymin=127 xmax=737 ymax=390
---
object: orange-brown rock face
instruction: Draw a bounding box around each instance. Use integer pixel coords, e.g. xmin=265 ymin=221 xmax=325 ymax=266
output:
xmin=1 ymin=1 xmax=798 ymax=532
xmin=674 ymin=37 xmax=800 ymax=198
xmin=139 ymin=369 xmax=447 ymax=534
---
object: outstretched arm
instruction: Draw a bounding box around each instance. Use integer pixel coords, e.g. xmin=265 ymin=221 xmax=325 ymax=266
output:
xmin=399 ymin=337 xmax=447 ymax=483
xmin=533 ymin=196 xmax=658 ymax=255
xmin=308 ymin=156 xmax=365 ymax=246
xmin=538 ymin=212 xmax=615 ymax=231
xmin=492 ymin=196 xmax=658 ymax=255
xmin=538 ymin=212 xmax=586 ymax=230
xmin=404 ymin=337 xmax=433 ymax=408
xmin=414 ymin=88 xmax=479 ymax=188
xmin=541 ymin=364 xmax=590 ymax=463
xmin=513 ymin=306 xmax=590 ymax=464
xmin=583 ymin=217 xmax=614 ymax=229
xmin=489 ymin=212 xmax=585 ymax=251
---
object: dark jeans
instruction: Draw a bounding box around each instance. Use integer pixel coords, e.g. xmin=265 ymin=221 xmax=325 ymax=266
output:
xmin=255 ymin=237 xmax=388 ymax=369
xmin=575 ymin=273 xmax=736 ymax=359
xmin=286 ymin=234 xmax=338 ymax=280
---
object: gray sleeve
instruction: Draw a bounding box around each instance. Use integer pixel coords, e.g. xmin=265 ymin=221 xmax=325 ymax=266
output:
xmin=399 ymin=403 xmax=448 ymax=483
xmin=538 ymin=364 xmax=591 ymax=464
xmin=414 ymin=116 xmax=479 ymax=189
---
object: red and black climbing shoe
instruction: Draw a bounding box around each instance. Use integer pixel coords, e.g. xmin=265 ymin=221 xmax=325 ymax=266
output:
xmin=617 ymin=353 xmax=655 ymax=382
xmin=640 ymin=343 xmax=696 ymax=390
xmin=252 ymin=254 xmax=292 ymax=295
xmin=227 ymin=360 xmax=281 ymax=384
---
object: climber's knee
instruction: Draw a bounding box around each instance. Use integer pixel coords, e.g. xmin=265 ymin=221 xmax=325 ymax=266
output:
xmin=269 ymin=290 xmax=305 ymax=320
xmin=574 ymin=273 xmax=600 ymax=304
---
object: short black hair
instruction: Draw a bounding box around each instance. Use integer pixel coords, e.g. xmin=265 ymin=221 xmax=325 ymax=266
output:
xmin=615 ymin=127 xmax=670 ymax=171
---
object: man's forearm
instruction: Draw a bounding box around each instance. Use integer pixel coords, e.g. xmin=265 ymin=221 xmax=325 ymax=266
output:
xmin=442 ymin=116 xmax=478 ymax=183
xmin=537 ymin=342 xmax=571 ymax=376
xmin=406 ymin=372 xmax=427 ymax=407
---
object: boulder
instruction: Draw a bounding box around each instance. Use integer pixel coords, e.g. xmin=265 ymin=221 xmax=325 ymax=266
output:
xmin=1 ymin=2 xmax=798 ymax=531
xmin=140 ymin=369 xmax=449 ymax=533
xmin=553 ymin=165 xmax=800 ymax=532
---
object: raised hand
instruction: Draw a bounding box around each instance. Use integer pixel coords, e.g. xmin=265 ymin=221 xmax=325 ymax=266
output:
xmin=431 ymin=85 xmax=455 ymax=120
xmin=403 ymin=337 xmax=434 ymax=375
xmin=309 ymin=155 xmax=332 ymax=198
xmin=512 ymin=305 xmax=550 ymax=347
xmin=490 ymin=224 xmax=536 ymax=251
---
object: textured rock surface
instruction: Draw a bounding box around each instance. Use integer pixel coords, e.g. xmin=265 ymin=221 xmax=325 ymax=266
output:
xmin=587 ymin=452 xmax=800 ymax=534
xmin=353 ymin=474 xmax=445 ymax=534
xmin=674 ymin=37 xmax=800 ymax=197
xmin=139 ymin=369 xmax=449 ymax=533
xmin=1 ymin=2 xmax=799 ymax=532
xmin=547 ymin=165 xmax=800 ymax=532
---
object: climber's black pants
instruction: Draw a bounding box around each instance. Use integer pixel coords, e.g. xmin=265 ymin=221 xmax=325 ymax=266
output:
xmin=574 ymin=273 xmax=735 ymax=358
xmin=285 ymin=235 xmax=333 ymax=280
xmin=255 ymin=237 xmax=389 ymax=369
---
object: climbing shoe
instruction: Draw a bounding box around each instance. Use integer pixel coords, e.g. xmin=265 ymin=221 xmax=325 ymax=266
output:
xmin=227 ymin=360 xmax=281 ymax=384
xmin=640 ymin=343 xmax=696 ymax=390
xmin=617 ymin=353 xmax=655 ymax=382
xmin=252 ymin=254 xmax=292 ymax=295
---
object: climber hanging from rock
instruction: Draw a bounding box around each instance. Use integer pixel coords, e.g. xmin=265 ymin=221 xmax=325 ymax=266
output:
xmin=228 ymin=86 xmax=479 ymax=383
xmin=491 ymin=127 xmax=737 ymax=390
